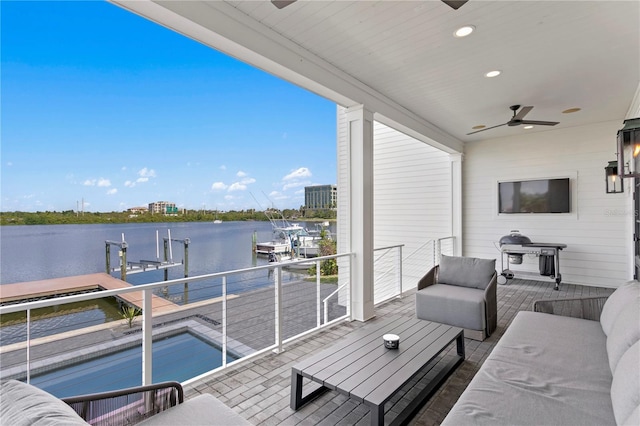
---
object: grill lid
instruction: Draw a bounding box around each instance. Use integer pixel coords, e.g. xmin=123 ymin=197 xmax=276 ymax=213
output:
xmin=499 ymin=230 xmax=532 ymax=245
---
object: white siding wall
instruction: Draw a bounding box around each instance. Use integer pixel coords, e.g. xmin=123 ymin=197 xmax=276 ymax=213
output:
xmin=337 ymin=106 xmax=453 ymax=293
xmin=463 ymin=120 xmax=631 ymax=288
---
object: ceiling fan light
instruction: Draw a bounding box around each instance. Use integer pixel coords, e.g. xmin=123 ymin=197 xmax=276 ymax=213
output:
xmin=523 ymin=125 xmax=534 ymax=129
xmin=562 ymin=107 xmax=581 ymax=114
xmin=454 ymin=25 xmax=475 ymax=38
xmin=485 ymin=70 xmax=501 ymax=78
xmin=472 ymin=125 xmax=486 ymax=130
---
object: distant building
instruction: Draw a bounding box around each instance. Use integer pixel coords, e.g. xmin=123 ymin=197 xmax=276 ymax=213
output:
xmin=305 ymin=185 xmax=337 ymax=210
xmin=127 ymin=206 xmax=148 ymax=214
xmin=148 ymin=201 xmax=178 ymax=215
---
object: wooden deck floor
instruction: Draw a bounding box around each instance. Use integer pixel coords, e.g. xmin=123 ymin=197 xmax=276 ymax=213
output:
xmin=183 ymin=279 xmax=614 ymax=425
xmin=0 ymin=273 xmax=177 ymax=313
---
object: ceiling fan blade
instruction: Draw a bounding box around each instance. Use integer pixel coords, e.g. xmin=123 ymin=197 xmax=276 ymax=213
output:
xmin=512 ymin=106 xmax=533 ymax=121
xmin=271 ymin=0 xmax=296 ymax=9
xmin=466 ymin=123 xmax=507 ymax=135
xmin=441 ymin=0 xmax=469 ymax=10
xmin=519 ymin=120 xmax=560 ymax=126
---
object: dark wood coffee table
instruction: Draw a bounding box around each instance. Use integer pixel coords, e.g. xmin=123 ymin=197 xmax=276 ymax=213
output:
xmin=290 ymin=315 xmax=464 ymax=425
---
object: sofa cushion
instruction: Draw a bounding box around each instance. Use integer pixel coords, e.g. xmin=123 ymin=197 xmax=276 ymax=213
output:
xmin=438 ymin=255 xmax=495 ymax=290
xmin=442 ymin=311 xmax=615 ymax=425
xmin=622 ymin=405 xmax=639 ymax=426
xmin=137 ymin=393 xmax=250 ymax=426
xmin=416 ymin=283 xmax=486 ymax=331
xmin=606 ymin=299 xmax=640 ymax=373
xmin=611 ymin=341 xmax=640 ymax=426
xmin=0 ymin=380 xmax=89 ymax=426
xmin=601 ymin=280 xmax=640 ymax=336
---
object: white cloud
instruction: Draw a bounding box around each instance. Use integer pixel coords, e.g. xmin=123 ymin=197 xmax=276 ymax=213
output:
xmin=83 ymin=179 xmax=96 ymax=186
xmin=268 ymin=190 xmax=289 ymax=201
xmin=97 ymin=178 xmax=111 ymax=187
xmin=220 ymin=165 xmax=226 ymax=171
xmin=136 ymin=177 xmax=149 ymax=184
xmin=211 ymin=182 xmax=228 ymax=191
xmin=283 ymin=167 xmax=311 ymax=181
xmin=138 ymin=167 xmax=156 ymax=178
xmin=224 ymin=195 xmax=234 ymax=200
xmin=294 ymin=189 xmax=304 ymax=195
xmin=107 ymin=188 xmax=118 ymax=195
xmin=283 ymin=180 xmax=311 ymax=191
xmin=236 ymin=170 xmax=247 ymax=178
xmin=124 ymin=180 xmax=134 ymax=188
xmin=228 ymin=182 xmax=247 ymax=192
xmin=240 ymin=177 xmax=256 ymax=185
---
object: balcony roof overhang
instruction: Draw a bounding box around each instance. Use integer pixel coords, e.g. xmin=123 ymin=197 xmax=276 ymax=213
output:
xmin=111 ymin=0 xmax=640 ymax=153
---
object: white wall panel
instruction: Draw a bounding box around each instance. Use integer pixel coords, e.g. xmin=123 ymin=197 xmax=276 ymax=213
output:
xmin=337 ymin=107 xmax=453 ymax=293
xmin=463 ymin=120 xmax=631 ymax=288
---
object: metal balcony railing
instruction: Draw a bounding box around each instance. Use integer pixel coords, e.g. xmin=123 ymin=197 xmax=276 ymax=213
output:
xmin=0 ymin=253 xmax=355 ymax=398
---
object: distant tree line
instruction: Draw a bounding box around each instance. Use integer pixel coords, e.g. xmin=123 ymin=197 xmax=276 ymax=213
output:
xmin=0 ymin=208 xmax=336 ymax=226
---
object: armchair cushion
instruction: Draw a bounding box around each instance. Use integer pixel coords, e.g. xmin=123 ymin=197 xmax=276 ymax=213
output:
xmin=137 ymin=393 xmax=249 ymax=426
xmin=416 ymin=284 xmax=486 ymax=331
xmin=438 ymin=255 xmax=495 ymax=290
xmin=0 ymin=379 xmax=88 ymax=426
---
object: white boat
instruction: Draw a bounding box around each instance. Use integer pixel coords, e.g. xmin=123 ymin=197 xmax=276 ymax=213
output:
xmin=213 ymin=219 xmax=222 ymax=224
xmin=256 ymin=211 xmax=327 ymax=258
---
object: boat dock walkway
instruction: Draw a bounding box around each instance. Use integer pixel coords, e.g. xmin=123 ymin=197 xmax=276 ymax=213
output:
xmin=0 ymin=273 xmax=177 ymax=313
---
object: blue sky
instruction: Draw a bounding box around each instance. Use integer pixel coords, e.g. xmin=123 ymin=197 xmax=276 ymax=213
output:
xmin=1 ymin=1 xmax=337 ymax=212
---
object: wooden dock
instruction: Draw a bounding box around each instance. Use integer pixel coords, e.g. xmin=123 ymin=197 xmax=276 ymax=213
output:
xmin=0 ymin=273 xmax=178 ymax=314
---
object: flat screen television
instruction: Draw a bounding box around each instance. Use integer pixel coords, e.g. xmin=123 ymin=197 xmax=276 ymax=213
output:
xmin=499 ymin=178 xmax=570 ymax=213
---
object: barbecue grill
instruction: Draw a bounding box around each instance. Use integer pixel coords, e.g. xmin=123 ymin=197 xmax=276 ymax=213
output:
xmin=498 ymin=230 xmax=567 ymax=290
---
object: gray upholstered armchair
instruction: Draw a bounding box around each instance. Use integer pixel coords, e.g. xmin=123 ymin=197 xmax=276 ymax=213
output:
xmin=415 ymin=255 xmax=497 ymax=340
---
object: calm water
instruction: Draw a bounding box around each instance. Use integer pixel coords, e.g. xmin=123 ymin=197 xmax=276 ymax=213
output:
xmin=0 ymin=221 xmax=304 ymax=285
xmin=0 ymin=221 xmax=335 ymax=344
xmin=30 ymin=332 xmax=235 ymax=398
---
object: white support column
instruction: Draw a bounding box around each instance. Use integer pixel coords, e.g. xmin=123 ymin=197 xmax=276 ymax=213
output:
xmin=346 ymin=105 xmax=375 ymax=322
xmin=142 ymin=289 xmax=153 ymax=386
xmin=450 ymin=153 xmax=463 ymax=256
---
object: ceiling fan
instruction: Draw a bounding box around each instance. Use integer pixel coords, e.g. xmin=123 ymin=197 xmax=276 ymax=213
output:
xmin=272 ymin=0 xmax=468 ymax=10
xmin=466 ymin=105 xmax=560 ymax=135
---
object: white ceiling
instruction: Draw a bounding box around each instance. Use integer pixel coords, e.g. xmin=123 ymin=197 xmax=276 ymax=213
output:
xmin=115 ymin=0 xmax=640 ymax=147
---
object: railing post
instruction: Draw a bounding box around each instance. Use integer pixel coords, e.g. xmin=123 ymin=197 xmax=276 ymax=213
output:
xmin=432 ymin=240 xmax=437 ymax=268
xmin=26 ymin=308 xmax=31 ymax=384
xmin=142 ymin=288 xmax=152 ymax=386
xmin=222 ymin=276 xmax=227 ymax=367
xmin=316 ymin=260 xmax=321 ymax=327
xmin=436 ymin=239 xmax=442 ymax=265
xmin=397 ymin=245 xmax=403 ymax=298
xmin=274 ymin=266 xmax=283 ymax=353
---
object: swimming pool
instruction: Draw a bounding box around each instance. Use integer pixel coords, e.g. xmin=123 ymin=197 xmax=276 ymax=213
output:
xmin=28 ymin=331 xmax=235 ymax=398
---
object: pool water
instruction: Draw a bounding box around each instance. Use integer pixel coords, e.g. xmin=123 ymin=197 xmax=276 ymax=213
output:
xmin=0 ymin=297 xmax=122 ymax=345
xmin=29 ymin=332 xmax=232 ymax=398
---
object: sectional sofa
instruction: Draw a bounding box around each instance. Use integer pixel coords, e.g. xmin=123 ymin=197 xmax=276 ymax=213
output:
xmin=442 ymin=280 xmax=640 ymax=425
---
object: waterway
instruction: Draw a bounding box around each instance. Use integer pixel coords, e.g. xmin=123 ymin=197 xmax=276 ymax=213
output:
xmin=0 ymin=221 xmax=334 ymax=285
xmin=0 ymin=221 xmax=336 ymax=344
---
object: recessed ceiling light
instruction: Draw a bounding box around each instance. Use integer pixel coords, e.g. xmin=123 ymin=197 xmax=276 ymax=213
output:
xmin=562 ymin=107 xmax=581 ymax=114
xmin=472 ymin=125 xmax=486 ymax=130
xmin=523 ymin=125 xmax=534 ymax=130
xmin=454 ymin=25 xmax=475 ymax=38
xmin=485 ymin=70 xmax=501 ymax=78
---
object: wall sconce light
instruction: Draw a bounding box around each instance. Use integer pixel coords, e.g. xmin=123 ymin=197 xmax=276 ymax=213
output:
xmin=616 ymin=117 xmax=640 ymax=178
xmin=605 ymin=160 xmax=623 ymax=193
